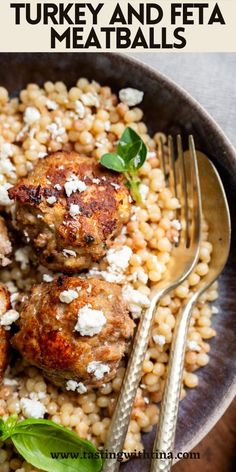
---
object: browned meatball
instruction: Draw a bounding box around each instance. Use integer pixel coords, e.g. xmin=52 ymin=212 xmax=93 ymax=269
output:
xmin=8 ymin=152 xmax=131 ymax=273
xmin=0 ymin=283 xmax=11 ymax=382
xmin=11 ymin=276 xmax=134 ymax=389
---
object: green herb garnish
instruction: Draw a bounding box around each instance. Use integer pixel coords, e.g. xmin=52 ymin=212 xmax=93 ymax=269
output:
xmin=0 ymin=415 xmax=102 ymax=472
xmin=100 ymin=127 xmax=147 ymax=203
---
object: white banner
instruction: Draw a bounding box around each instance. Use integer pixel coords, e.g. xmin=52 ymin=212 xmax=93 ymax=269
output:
xmin=0 ymin=0 xmax=235 ymax=52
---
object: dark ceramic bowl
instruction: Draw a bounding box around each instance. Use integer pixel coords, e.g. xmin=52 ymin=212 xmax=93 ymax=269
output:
xmin=0 ymin=53 xmax=235 ymax=470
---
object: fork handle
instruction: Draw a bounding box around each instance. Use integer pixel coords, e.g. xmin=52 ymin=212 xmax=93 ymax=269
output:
xmin=150 ymin=296 xmax=197 ymax=472
xmin=102 ymin=289 xmax=166 ymax=472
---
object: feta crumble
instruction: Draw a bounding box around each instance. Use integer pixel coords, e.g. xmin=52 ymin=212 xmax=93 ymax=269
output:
xmin=46 ymin=99 xmax=58 ymax=110
xmin=0 ymin=309 xmax=19 ymax=327
xmin=62 ymin=249 xmax=77 ymax=257
xmin=59 ymin=289 xmax=78 ymax=304
xmin=92 ymin=178 xmax=100 ymax=185
xmin=24 ymin=107 xmax=41 ymax=125
xmin=153 ymin=334 xmax=166 ymax=346
xmin=106 ymin=246 xmax=132 ymax=274
xmin=139 ymin=184 xmax=149 ymax=202
xmin=54 ymin=184 xmax=62 ymax=190
xmin=87 ymin=361 xmax=110 ymax=380
xmin=122 ymin=285 xmax=150 ymax=318
xmin=43 ymin=274 xmax=54 ymax=282
xmin=69 ymin=203 xmax=81 ymax=218
xmin=64 ymin=175 xmax=87 ymax=197
xmin=20 ymin=398 xmax=46 ymax=419
xmin=46 ymin=196 xmax=57 ymax=205
xmin=75 ymin=100 xmax=85 ymax=118
xmin=119 ymin=88 xmax=144 ymax=107
xmin=3 ymin=378 xmax=19 ymax=386
xmin=187 ymin=340 xmax=201 ymax=352
xmin=212 ymin=306 xmax=219 ymax=314
xmin=38 ymin=152 xmax=48 ymax=159
xmin=172 ymin=219 xmax=182 ymax=231
xmin=0 ymin=184 xmax=13 ymax=206
xmin=66 ymin=380 xmax=87 ymax=394
xmin=75 ymin=305 xmax=106 ymax=337
xmin=81 ymin=92 xmax=99 ymax=108
xmin=15 ymin=247 xmax=30 ymax=270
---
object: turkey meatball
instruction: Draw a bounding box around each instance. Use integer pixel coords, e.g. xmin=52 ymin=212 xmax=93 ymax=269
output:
xmin=0 ymin=283 xmax=11 ymax=382
xmin=11 ymin=276 xmax=134 ymax=389
xmin=8 ymin=152 xmax=131 ymax=272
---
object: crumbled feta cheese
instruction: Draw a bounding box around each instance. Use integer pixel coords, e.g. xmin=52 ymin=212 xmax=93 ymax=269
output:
xmin=104 ymin=121 xmax=110 ymax=131
xmin=66 ymin=380 xmax=87 ymax=394
xmin=87 ymin=361 xmax=110 ymax=380
xmin=64 ymin=175 xmax=87 ymax=197
xmin=139 ymin=184 xmax=149 ymax=202
xmin=46 ymin=196 xmax=57 ymax=205
xmin=212 ymin=306 xmax=219 ymax=314
xmin=75 ymin=100 xmax=85 ymax=118
xmin=92 ymin=178 xmax=100 ymax=185
xmin=74 ymin=305 xmax=107 ymax=336
xmin=111 ymin=182 xmax=120 ymax=190
xmin=62 ymin=249 xmax=77 ymax=257
xmin=46 ymin=99 xmax=58 ymax=110
xmin=38 ymin=152 xmax=48 ymax=159
xmin=69 ymin=203 xmax=81 ymax=218
xmin=24 ymin=107 xmax=41 ymax=125
xmin=20 ymin=398 xmax=46 ymax=419
xmin=0 ymin=309 xmax=19 ymax=327
xmin=89 ymin=268 xmax=123 ymax=283
xmin=172 ymin=219 xmax=182 ymax=231
xmin=54 ymin=184 xmax=62 ymax=190
xmin=187 ymin=340 xmax=201 ymax=352
xmin=75 ymin=305 xmax=106 ymax=336
xmin=0 ymin=142 xmax=13 ymax=158
xmin=43 ymin=274 xmax=54 ymax=282
xmin=29 ymin=391 xmax=46 ymax=401
xmin=15 ymin=247 xmax=30 ymax=270
xmin=3 ymin=378 xmax=18 ymax=386
xmin=59 ymin=289 xmax=78 ymax=304
xmin=153 ymin=334 xmax=166 ymax=346
xmin=147 ymin=151 xmax=156 ymax=159
xmin=47 ymin=122 xmax=65 ymax=141
xmin=119 ymin=88 xmax=144 ymax=107
xmin=106 ymin=246 xmax=132 ymax=273
xmin=122 ymin=285 xmax=150 ymax=318
xmin=81 ymin=92 xmax=99 ymax=107
xmin=0 ymin=184 xmax=13 ymax=206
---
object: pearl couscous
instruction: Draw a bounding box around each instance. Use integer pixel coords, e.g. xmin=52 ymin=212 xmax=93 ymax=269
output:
xmin=0 ymin=78 xmax=218 ymax=471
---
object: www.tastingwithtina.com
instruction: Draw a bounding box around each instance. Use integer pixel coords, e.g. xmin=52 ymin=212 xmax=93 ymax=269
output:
xmin=50 ymin=450 xmax=200 ymax=462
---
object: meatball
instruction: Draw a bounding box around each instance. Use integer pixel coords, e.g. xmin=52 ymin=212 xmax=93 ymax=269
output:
xmin=9 ymin=152 xmax=131 ymax=272
xmin=0 ymin=216 xmax=12 ymax=267
xmin=0 ymin=283 xmax=11 ymax=382
xmin=11 ymin=276 xmax=134 ymax=389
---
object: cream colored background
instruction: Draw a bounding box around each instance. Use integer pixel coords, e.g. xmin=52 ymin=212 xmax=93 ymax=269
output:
xmin=0 ymin=0 xmax=235 ymax=52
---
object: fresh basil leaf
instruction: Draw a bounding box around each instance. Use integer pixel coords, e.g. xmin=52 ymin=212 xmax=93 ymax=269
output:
xmin=11 ymin=419 xmax=102 ymax=472
xmin=0 ymin=414 xmax=18 ymax=441
xmin=100 ymin=153 xmax=126 ymax=172
xmin=117 ymin=127 xmax=143 ymax=162
xmin=129 ymin=140 xmax=147 ymax=170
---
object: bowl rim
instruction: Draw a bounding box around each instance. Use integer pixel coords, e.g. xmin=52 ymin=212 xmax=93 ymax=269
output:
xmin=109 ymin=51 xmax=236 ymax=458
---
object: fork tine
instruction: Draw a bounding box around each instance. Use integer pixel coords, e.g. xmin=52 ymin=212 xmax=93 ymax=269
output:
xmin=168 ymin=135 xmax=178 ymax=199
xmin=186 ymin=135 xmax=202 ymax=248
xmin=159 ymin=136 xmax=168 ymax=184
xmin=176 ymin=134 xmax=189 ymax=247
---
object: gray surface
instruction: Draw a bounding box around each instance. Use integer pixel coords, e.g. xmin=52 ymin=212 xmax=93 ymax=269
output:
xmin=131 ymin=53 xmax=236 ymax=148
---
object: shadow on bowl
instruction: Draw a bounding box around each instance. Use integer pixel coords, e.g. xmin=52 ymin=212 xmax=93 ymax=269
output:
xmin=0 ymin=52 xmax=235 ymax=471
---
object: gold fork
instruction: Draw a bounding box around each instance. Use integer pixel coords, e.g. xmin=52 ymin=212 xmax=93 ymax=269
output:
xmin=150 ymin=151 xmax=231 ymax=472
xmin=102 ymin=136 xmax=202 ymax=472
